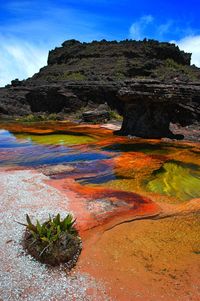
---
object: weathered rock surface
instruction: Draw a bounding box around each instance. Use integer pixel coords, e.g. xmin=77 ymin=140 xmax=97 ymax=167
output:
xmin=0 ymin=39 xmax=200 ymax=138
xmin=117 ymin=79 xmax=200 ymax=138
xmin=82 ymin=110 xmax=110 ymax=123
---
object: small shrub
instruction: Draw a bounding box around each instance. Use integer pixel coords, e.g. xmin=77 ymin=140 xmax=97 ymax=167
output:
xmin=165 ymin=58 xmax=180 ymax=70
xmin=109 ymin=110 xmax=123 ymax=121
xmin=61 ymin=72 xmax=86 ymax=80
xmin=115 ymin=72 xmax=126 ymax=80
xmin=20 ymin=214 xmax=82 ymax=267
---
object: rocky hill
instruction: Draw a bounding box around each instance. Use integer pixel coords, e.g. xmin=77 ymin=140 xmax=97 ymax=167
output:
xmin=0 ymin=39 xmax=200 ymax=138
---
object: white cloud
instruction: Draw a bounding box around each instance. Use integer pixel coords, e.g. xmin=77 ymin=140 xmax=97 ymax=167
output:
xmin=129 ymin=16 xmax=175 ymax=41
xmin=0 ymin=36 xmax=49 ymax=87
xmin=129 ymin=15 xmax=154 ymax=40
xmin=158 ymin=21 xmax=173 ymax=38
xmin=174 ymin=35 xmax=200 ymax=67
xmin=0 ymin=3 xmax=109 ymax=87
xmin=129 ymin=16 xmax=200 ymax=68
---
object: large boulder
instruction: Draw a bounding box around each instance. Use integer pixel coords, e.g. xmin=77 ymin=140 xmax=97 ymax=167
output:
xmin=116 ymin=79 xmax=200 ymax=138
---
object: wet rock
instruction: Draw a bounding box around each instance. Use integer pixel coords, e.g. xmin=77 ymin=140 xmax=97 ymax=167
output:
xmin=39 ymin=164 xmax=75 ymax=176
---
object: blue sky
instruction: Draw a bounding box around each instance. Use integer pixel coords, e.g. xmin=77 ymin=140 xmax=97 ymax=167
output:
xmin=0 ymin=0 xmax=200 ymax=86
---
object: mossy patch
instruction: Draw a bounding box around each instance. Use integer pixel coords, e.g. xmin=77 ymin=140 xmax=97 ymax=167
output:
xmin=16 ymin=114 xmax=60 ymax=122
xmin=16 ymin=133 xmax=96 ymax=145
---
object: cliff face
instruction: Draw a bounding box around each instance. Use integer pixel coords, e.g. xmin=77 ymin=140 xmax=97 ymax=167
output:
xmin=0 ymin=39 xmax=200 ymax=138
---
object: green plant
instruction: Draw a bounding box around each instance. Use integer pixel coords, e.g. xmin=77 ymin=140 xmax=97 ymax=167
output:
xmin=165 ymin=58 xmax=180 ymax=70
xmin=115 ymin=72 xmax=126 ymax=79
xmin=23 ymin=213 xmax=77 ymax=246
xmin=61 ymin=72 xmax=86 ymax=80
xmin=109 ymin=110 xmax=123 ymax=121
xmin=18 ymin=213 xmax=81 ymax=266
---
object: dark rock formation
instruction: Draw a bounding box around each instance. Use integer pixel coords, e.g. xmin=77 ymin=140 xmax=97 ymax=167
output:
xmin=82 ymin=110 xmax=110 ymax=123
xmin=1 ymin=39 xmax=200 ymax=138
xmin=117 ymin=79 xmax=200 ymax=138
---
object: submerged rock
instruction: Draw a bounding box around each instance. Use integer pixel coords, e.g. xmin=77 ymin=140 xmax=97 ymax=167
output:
xmin=39 ymin=164 xmax=75 ymax=176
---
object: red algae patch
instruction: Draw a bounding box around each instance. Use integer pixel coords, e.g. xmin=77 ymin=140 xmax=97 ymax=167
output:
xmin=47 ymin=178 xmax=161 ymax=232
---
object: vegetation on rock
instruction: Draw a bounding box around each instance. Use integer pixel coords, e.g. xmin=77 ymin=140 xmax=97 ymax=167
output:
xmin=16 ymin=113 xmax=61 ymax=122
xmin=20 ymin=213 xmax=82 ymax=267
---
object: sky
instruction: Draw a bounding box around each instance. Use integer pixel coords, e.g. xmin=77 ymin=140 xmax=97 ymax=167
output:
xmin=0 ymin=0 xmax=200 ymax=87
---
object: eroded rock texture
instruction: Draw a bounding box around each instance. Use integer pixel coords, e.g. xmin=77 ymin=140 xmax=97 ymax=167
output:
xmin=0 ymin=39 xmax=200 ymax=138
xmin=117 ymin=80 xmax=200 ymax=138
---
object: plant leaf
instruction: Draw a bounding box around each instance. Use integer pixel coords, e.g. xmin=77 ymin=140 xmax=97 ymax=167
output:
xmin=53 ymin=213 xmax=60 ymax=226
xmin=41 ymin=236 xmax=49 ymax=242
xmin=27 ymin=223 xmax=37 ymax=233
xmin=47 ymin=228 xmax=51 ymax=240
xmin=36 ymin=220 xmax=42 ymax=235
xmin=26 ymin=214 xmax=32 ymax=226
xmin=30 ymin=230 xmax=37 ymax=239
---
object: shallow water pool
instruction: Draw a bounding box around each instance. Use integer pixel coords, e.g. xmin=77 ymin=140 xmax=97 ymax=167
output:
xmin=0 ymin=123 xmax=200 ymax=202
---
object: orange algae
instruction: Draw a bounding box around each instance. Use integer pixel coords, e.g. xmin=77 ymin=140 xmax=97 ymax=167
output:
xmin=1 ymin=121 xmax=200 ymax=204
xmin=78 ymin=214 xmax=200 ymax=301
xmin=0 ymin=121 xmax=113 ymax=138
xmin=94 ymin=141 xmax=200 ymax=203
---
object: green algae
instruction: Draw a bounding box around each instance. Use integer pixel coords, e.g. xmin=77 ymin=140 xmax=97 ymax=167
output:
xmin=16 ymin=133 xmax=96 ymax=145
xmin=146 ymin=161 xmax=200 ymax=201
xmin=80 ymin=159 xmax=200 ymax=203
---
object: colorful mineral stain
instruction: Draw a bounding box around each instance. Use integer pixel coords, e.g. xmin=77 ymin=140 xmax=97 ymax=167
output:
xmin=0 ymin=129 xmax=110 ymax=167
xmin=146 ymin=161 xmax=200 ymax=201
xmin=0 ymin=122 xmax=200 ymax=204
xmin=0 ymin=122 xmax=200 ymax=300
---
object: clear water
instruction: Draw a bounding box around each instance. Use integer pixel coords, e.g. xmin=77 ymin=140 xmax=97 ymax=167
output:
xmin=0 ymin=125 xmax=200 ymax=202
xmin=0 ymin=130 xmax=110 ymax=167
